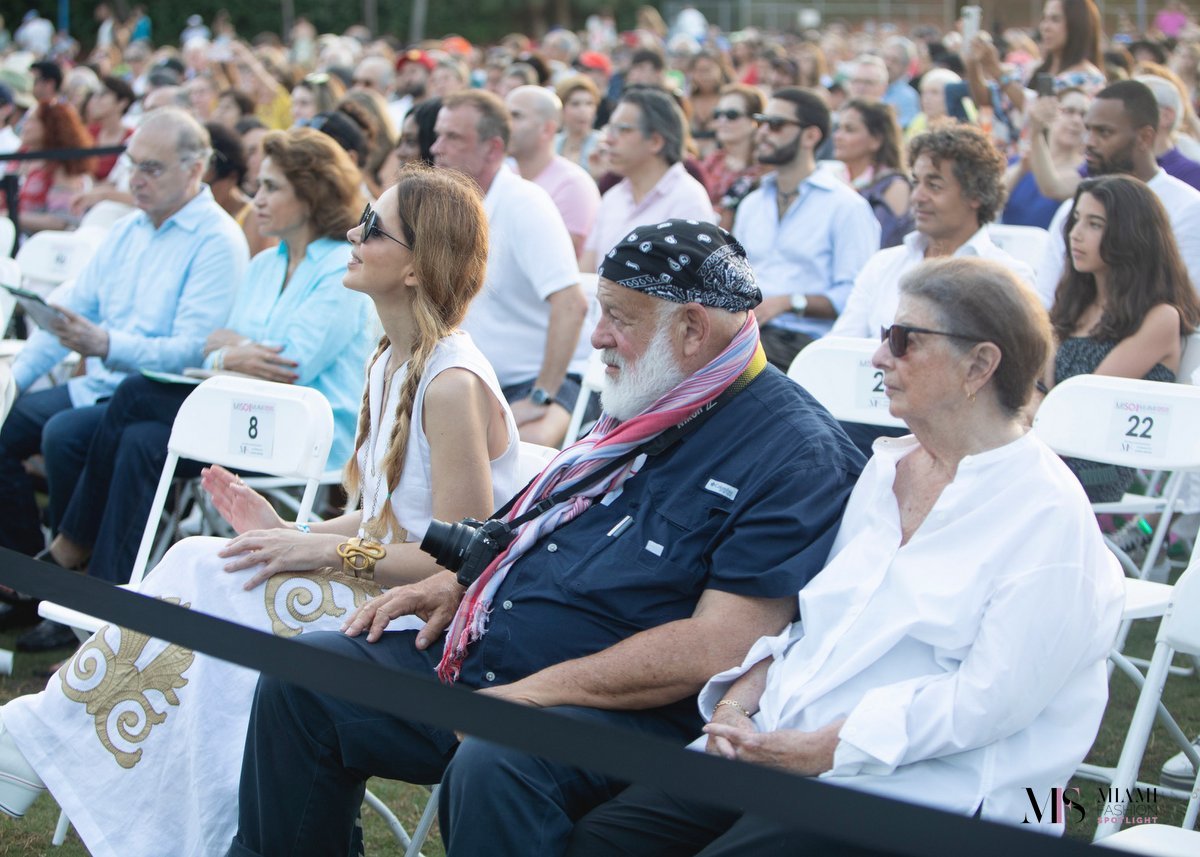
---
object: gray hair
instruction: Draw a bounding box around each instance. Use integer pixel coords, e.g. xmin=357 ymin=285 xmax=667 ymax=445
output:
xmin=137 ymin=107 xmax=212 ymax=166
xmin=619 ymin=87 xmax=686 ymax=165
xmin=1135 ymin=74 xmax=1183 ymax=133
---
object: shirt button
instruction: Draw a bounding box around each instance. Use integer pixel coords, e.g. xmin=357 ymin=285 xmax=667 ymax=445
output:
xmin=502 ymin=600 xmax=513 ymax=610
xmin=485 ymin=671 xmax=496 ymax=682
xmin=547 ymin=543 xmax=558 ymax=552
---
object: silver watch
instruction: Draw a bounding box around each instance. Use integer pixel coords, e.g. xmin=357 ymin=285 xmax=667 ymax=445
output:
xmin=790 ymin=293 xmax=809 ymax=316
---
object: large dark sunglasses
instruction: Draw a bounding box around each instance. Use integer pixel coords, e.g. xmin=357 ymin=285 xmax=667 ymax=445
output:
xmin=358 ymin=205 xmax=410 ymax=249
xmin=712 ymin=108 xmax=747 ymax=121
xmin=752 ymin=113 xmax=804 ymax=132
xmin=880 ymin=324 xmax=981 ymax=358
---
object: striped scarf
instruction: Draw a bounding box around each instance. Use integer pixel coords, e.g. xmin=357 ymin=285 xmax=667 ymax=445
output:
xmin=436 ymin=316 xmax=764 ymax=682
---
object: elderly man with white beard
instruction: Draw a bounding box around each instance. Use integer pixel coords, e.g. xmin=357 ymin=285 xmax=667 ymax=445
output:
xmin=220 ymin=219 xmax=865 ymax=857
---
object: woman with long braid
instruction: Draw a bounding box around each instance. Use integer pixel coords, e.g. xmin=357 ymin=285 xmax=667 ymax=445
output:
xmin=0 ymin=163 xmax=520 ymax=857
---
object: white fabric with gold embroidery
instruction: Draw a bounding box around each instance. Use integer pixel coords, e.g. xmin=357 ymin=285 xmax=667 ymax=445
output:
xmin=3 ymin=537 xmax=422 ymax=857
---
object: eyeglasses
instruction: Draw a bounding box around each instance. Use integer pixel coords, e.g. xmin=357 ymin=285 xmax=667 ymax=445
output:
xmin=752 ymin=113 xmax=804 ymax=132
xmin=712 ymin=109 xmax=747 ymax=121
xmin=357 ymin=205 xmax=410 ymax=248
xmin=304 ymin=72 xmax=331 ymax=85
xmin=120 ymin=154 xmax=186 ymax=179
xmin=880 ymin=324 xmax=982 ymax=358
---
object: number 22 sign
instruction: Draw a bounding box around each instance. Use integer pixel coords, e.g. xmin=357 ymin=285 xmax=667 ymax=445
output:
xmin=853 ymin=359 xmax=890 ymax=413
xmin=1110 ymin=400 xmax=1170 ymax=459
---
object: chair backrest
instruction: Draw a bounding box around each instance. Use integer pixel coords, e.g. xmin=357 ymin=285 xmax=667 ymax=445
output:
xmin=0 ymin=215 xmax=14 ymax=258
xmin=1179 ymin=332 xmax=1200 ymax=384
xmin=786 ymin=336 xmax=906 ymax=428
xmin=563 ymin=348 xmax=608 ymax=446
xmin=0 ymin=256 xmax=18 ymax=335
xmin=0 ymin=361 xmax=14 ymax=423
xmin=78 ymin=200 xmax=134 ymax=232
xmin=988 ymin=224 xmax=1049 ymax=275
xmin=518 ymin=441 xmax=557 ymax=482
xmin=169 ymin=376 xmax=334 ymax=478
xmin=1161 ymin=560 xmax=1200 ymax=655
xmin=1033 ymin=375 xmax=1200 ymax=470
xmin=15 ymin=229 xmax=103 ymax=296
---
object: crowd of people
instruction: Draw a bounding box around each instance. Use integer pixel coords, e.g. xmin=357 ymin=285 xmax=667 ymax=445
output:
xmin=0 ymin=1 xmax=1196 ymax=854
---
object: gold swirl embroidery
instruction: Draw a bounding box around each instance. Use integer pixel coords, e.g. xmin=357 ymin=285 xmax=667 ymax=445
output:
xmin=263 ymin=568 xmax=383 ymax=637
xmin=57 ymin=597 xmax=195 ymax=770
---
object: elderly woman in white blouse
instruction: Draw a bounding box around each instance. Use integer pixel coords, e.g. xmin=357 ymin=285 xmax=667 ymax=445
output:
xmin=566 ymin=257 xmax=1125 ymax=856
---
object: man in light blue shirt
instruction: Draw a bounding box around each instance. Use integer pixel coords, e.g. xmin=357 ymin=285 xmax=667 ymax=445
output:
xmin=733 ymin=88 xmax=879 ymax=370
xmin=883 ymin=37 xmax=921 ymax=130
xmin=0 ymin=108 xmax=248 ymax=560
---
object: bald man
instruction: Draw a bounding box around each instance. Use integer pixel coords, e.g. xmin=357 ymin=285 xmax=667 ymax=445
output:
xmin=505 ymin=85 xmax=600 ymax=260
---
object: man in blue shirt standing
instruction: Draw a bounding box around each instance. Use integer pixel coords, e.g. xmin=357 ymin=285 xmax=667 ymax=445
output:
xmin=0 ymin=108 xmax=247 ymax=582
xmin=223 ymin=220 xmax=864 ymax=857
xmin=733 ymin=88 xmax=879 ymax=371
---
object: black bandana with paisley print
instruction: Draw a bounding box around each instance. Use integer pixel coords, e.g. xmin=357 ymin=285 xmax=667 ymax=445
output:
xmin=597 ymin=219 xmax=762 ymax=312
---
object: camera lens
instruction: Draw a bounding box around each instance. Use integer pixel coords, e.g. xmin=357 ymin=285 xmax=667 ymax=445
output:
xmin=420 ymin=519 xmax=479 ymax=572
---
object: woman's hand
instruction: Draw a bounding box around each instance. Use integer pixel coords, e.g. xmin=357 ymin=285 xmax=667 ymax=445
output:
xmin=701 ymin=718 xmax=846 ymax=776
xmin=217 ymin=528 xmax=341 ymax=589
xmin=968 ymin=34 xmax=1003 ymax=79
xmin=204 ymin=329 xmax=246 ymax=352
xmin=1028 ymin=94 xmax=1058 ymax=135
xmin=221 ymin=343 xmax=299 ymax=383
xmin=201 ymin=464 xmax=285 ymax=534
xmin=704 ymin=703 xmax=758 ymax=759
xmin=342 ymin=571 xmax=465 ymax=645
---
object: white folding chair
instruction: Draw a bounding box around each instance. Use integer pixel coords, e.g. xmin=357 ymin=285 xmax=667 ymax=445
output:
xmin=14 ymin=229 xmax=103 ymax=298
xmin=0 ymin=256 xmax=20 ymax=355
xmin=987 ymin=223 xmax=1050 ymax=277
xmin=563 ymin=349 xmax=607 ymax=447
xmin=77 ymin=200 xmax=134 ymax=232
xmin=0 ymin=215 xmax=15 ymax=258
xmin=1085 ymin=562 xmax=1200 ymax=845
xmin=785 ymin=336 xmax=905 ymax=429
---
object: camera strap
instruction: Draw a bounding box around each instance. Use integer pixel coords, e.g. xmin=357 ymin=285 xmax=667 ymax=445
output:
xmin=494 ymin=348 xmax=768 ymax=530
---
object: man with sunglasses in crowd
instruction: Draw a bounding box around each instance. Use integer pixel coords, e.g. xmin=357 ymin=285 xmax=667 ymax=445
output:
xmin=732 ymin=87 xmax=879 ymax=371
xmin=0 ymin=108 xmax=248 ymax=645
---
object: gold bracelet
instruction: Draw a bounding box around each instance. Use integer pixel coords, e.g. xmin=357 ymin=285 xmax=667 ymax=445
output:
xmin=714 ymin=699 xmax=754 ymax=720
xmin=337 ymin=537 xmax=386 ymax=581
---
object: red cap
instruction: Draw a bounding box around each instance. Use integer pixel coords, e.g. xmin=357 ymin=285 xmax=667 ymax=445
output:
xmin=575 ymin=50 xmax=612 ymax=76
xmin=442 ymin=36 xmax=473 ymax=56
xmin=396 ymin=49 xmax=435 ymax=72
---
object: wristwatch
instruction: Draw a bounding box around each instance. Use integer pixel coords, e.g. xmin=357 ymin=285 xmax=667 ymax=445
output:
xmin=530 ymin=387 xmax=555 ymax=406
xmin=791 ymin=294 xmax=809 ymax=316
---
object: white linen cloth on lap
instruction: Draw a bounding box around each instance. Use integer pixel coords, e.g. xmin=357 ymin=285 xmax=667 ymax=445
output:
xmin=3 ymin=537 xmax=422 ymax=857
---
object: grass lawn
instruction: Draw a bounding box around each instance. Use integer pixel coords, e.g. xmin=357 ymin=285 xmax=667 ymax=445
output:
xmin=0 ymin=573 xmax=1196 ymax=855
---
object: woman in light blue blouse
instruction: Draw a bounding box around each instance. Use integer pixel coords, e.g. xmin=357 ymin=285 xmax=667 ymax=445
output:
xmin=40 ymin=127 xmax=370 ymax=589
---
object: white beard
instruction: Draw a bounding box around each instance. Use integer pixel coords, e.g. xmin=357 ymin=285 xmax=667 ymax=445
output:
xmin=599 ymin=319 xmax=688 ymax=422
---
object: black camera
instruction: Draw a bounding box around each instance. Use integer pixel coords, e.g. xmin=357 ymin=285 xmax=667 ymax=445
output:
xmin=420 ymin=517 xmax=515 ymax=587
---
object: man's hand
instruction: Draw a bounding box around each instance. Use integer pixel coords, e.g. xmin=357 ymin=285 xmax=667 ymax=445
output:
xmin=342 ymin=571 xmax=465 ymax=645
xmin=753 ymin=295 xmax=793 ymax=326
xmin=48 ymin=306 xmax=109 ymax=358
xmin=509 ymin=396 xmax=548 ymax=427
xmin=702 ymin=718 xmax=845 ymax=775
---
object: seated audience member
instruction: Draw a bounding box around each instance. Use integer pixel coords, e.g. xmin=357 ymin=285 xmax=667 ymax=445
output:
xmin=700 ymin=83 xmax=766 ymax=230
xmin=506 ymin=85 xmax=600 ymax=261
xmin=1135 ymin=72 xmax=1200 ymax=190
xmin=39 ymin=126 xmax=372 ymax=590
xmin=905 ymin=67 xmax=961 ymax=141
xmin=290 ymin=71 xmax=345 ymax=128
xmin=431 ymin=90 xmax=588 ymax=446
xmin=84 ymin=75 xmax=135 ymax=181
xmin=175 ymin=220 xmax=859 ymax=856
xmin=832 ymin=125 xmax=1033 ymax=455
xmin=554 ymin=74 xmax=603 ymax=170
xmin=11 ymin=101 xmax=94 ymax=233
xmin=204 ymin=121 xmax=252 ymax=223
xmin=380 ymin=97 xmax=442 ymax=183
xmin=882 ymin=36 xmax=920 ymax=129
xmin=340 ymin=90 xmax=399 ymax=200
xmin=0 ymin=165 xmax=522 ymax=855
xmin=734 ymin=87 xmax=879 ymax=370
xmin=1037 ymin=80 xmax=1200 ymax=304
xmin=834 ymin=98 xmax=913 ymax=248
xmin=1044 ymin=175 xmax=1200 ymax=502
xmin=580 ymin=86 xmax=716 ymax=273
xmin=1004 ymin=87 xmax=1088 ymax=225
xmin=0 ymin=109 xmax=248 ymax=568
xmin=213 ymin=88 xmax=256 ymax=130
xmin=567 ymin=257 xmax=1124 ymax=854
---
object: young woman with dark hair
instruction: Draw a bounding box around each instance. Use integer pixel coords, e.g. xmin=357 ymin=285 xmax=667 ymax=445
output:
xmin=834 ymin=99 xmax=913 ymax=248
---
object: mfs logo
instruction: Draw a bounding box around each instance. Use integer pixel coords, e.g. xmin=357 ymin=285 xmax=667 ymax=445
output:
xmin=1023 ymin=787 xmax=1086 ymax=825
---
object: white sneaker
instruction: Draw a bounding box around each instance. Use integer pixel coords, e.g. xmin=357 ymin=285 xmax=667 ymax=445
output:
xmin=1160 ymin=736 xmax=1200 ymax=790
xmin=0 ymin=707 xmax=46 ymax=818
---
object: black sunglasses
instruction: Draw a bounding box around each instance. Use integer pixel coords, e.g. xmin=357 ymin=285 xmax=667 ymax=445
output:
xmin=358 ymin=205 xmax=410 ymax=249
xmin=880 ymin=324 xmax=981 ymax=358
xmin=712 ymin=109 xmax=747 ymax=121
xmin=752 ymin=113 xmax=804 ymax=132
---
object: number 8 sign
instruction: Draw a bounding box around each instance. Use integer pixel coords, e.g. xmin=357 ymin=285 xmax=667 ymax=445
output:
xmin=230 ymin=401 xmax=276 ymax=458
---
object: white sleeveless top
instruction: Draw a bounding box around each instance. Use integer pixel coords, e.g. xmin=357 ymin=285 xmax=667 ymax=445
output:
xmin=357 ymin=330 xmax=520 ymax=542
